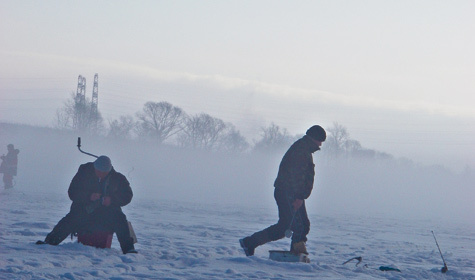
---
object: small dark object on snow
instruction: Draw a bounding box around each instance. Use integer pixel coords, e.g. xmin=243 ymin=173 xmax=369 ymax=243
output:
xmin=379 ymin=266 xmax=401 ymax=272
xmin=342 ymin=256 xmax=363 ymax=266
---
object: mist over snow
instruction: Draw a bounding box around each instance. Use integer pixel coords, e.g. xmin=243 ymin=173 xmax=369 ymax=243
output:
xmin=1 ymin=122 xmax=472 ymax=224
xmin=1 ymin=122 xmax=474 ymax=279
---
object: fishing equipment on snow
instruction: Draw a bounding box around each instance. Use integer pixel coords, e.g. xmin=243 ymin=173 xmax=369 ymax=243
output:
xmin=379 ymin=266 xmax=401 ymax=272
xmin=343 ymin=257 xmax=401 ymax=272
xmin=342 ymin=256 xmax=363 ymax=266
xmin=431 ymin=230 xmax=448 ymax=273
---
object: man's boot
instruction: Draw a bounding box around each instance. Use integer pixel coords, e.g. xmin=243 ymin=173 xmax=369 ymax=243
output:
xmin=239 ymin=238 xmax=254 ymax=256
xmin=239 ymin=230 xmax=270 ymax=256
xmin=37 ymin=231 xmax=65 ymax=245
xmin=290 ymin=241 xmax=308 ymax=255
xmin=120 ymin=237 xmax=138 ymax=254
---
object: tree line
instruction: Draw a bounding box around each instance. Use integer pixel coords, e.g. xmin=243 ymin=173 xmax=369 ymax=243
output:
xmin=53 ymin=92 xmax=393 ymax=161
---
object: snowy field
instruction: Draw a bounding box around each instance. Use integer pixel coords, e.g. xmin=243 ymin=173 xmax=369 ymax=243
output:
xmin=1 ymin=188 xmax=473 ymax=280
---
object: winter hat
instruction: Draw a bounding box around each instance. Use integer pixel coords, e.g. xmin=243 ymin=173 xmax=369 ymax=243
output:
xmin=94 ymin=155 xmax=112 ymax=172
xmin=306 ymin=125 xmax=326 ymax=142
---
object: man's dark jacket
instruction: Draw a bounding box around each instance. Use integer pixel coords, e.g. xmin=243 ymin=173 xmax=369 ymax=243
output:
xmin=274 ymin=135 xmax=320 ymax=200
xmin=0 ymin=148 xmax=19 ymax=175
xmin=68 ymin=162 xmax=133 ymax=210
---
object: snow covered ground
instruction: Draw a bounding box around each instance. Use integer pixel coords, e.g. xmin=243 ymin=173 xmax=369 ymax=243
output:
xmin=1 ymin=188 xmax=473 ymax=280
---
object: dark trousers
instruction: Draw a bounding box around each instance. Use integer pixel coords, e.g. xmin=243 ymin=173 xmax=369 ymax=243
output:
xmin=47 ymin=205 xmax=134 ymax=253
xmin=3 ymin=173 xmax=13 ymax=188
xmin=266 ymin=188 xmax=310 ymax=243
xmin=246 ymin=188 xmax=310 ymax=249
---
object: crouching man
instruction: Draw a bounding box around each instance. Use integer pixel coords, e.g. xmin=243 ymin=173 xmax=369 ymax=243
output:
xmin=37 ymin=156 xmax=137 ymax=254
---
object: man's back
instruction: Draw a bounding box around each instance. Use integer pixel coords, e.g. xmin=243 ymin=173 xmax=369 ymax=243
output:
xmin=274 ymin=136 xmax=317 ymax=200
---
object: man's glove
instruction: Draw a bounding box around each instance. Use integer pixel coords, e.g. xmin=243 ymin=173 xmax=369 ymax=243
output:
xmin=90 ymin=193 xmax=101 ymax=201
xmin=292 ymin=199 xmax=303 ymax=211
xmin=102 ymin=196 xmax=111 ymax=206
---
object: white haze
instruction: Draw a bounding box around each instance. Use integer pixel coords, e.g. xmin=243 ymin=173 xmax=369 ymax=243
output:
xmin=1 ymin=67 xmax=474 ymax=173
xmin=1 ymin=0 xmax=475 ymax=174
xmin=1 ymin=123 xmax=472 ymax=224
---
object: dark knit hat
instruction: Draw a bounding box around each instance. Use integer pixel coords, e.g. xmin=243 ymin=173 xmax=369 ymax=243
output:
xmin=94 ymin=155 xmax=112 ymax=172
xmin=306 ymin=125 xmax=326 ymax=141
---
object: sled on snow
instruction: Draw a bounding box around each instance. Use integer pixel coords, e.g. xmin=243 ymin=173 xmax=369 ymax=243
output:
xmin=76 ymin=221 xmax=137 ymax=249
xmin=269 ymin=250 xmax=310 ymax=263
xmin=77 ymin=230 xmax=114 ymax=248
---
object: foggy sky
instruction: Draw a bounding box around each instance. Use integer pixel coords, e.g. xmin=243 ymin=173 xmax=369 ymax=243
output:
xmin=0 ymin=0 xmax=474 ymax=171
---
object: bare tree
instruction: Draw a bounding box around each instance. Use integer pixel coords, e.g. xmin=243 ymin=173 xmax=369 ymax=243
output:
xmin=323 ymin=122 xmax=395 ymax=161
xmin=177 ymin=113 xmax=229 ymax=150
xmin=345 ymin=139 xmax=362 ymax=156
xmin=253 ymin=123 xmax=294 ymax=153
xmin=218 ymin=125 xmax=250 ymax=153
xmin=53 ymin=92 xmax=104 ymax=134
xmin=136 ymin=101 xmax=186 ymax=144
xmin=325 ymin=122 xmax=350 ymax=158
xmin=108 ymin=115 xmax=136 ymax=140
xmin=54 ymin=107 xmax=72 ymax=130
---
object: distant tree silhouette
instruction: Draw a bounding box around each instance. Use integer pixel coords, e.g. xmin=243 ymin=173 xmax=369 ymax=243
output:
xmin=253 ymin=123 xmax=294 ymax=153
xmin=53 ymin=93 xmax=399 ymax=161
xmin=325 ymin=122 xmax=349 ymax=158
xmin=54 ymin=92 xmax=104 ymax=134
xmin=178 ymin=113 xmax=231 ymax=150
xmin=217 ymin=125 xmax=250 ymax=153
xmin=136 ymin=101 xmax=186 ymax=144
xmin=108 ymin=115 xmax=136 ymax=140
xmin=322 ymin=122 xmax=395 ymax=162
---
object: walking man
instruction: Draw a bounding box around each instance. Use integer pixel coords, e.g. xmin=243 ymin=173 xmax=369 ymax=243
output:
xmin=240 ymin=125 xmax=326 ymax=256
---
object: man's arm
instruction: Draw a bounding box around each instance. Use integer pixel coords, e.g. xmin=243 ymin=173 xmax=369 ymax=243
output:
xmin=289 ymin=152 xmax=314 ymax=200
xmin=68 ymin=164 xmax=92 ymax=204
xmin=109 ymin=174 xmax=133 ymax=207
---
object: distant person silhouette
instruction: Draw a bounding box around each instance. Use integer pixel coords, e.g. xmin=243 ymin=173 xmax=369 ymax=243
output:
xmin=0 ymin=144 xmax=20 ymax=189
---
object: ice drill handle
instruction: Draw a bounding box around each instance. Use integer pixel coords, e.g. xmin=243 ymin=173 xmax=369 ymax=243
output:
xmin=76 ymin=137 xmax=98 ymax=158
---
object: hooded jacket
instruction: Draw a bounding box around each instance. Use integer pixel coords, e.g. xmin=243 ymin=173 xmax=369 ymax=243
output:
xmin=68 ymin=162 xmax=133 ymax=210
xmin=274 ymin=135 xmax=320 ymax=200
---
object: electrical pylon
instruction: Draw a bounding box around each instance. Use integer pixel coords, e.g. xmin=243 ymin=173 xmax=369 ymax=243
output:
xmin=91 ymin=73 xmax=99 ymax=117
